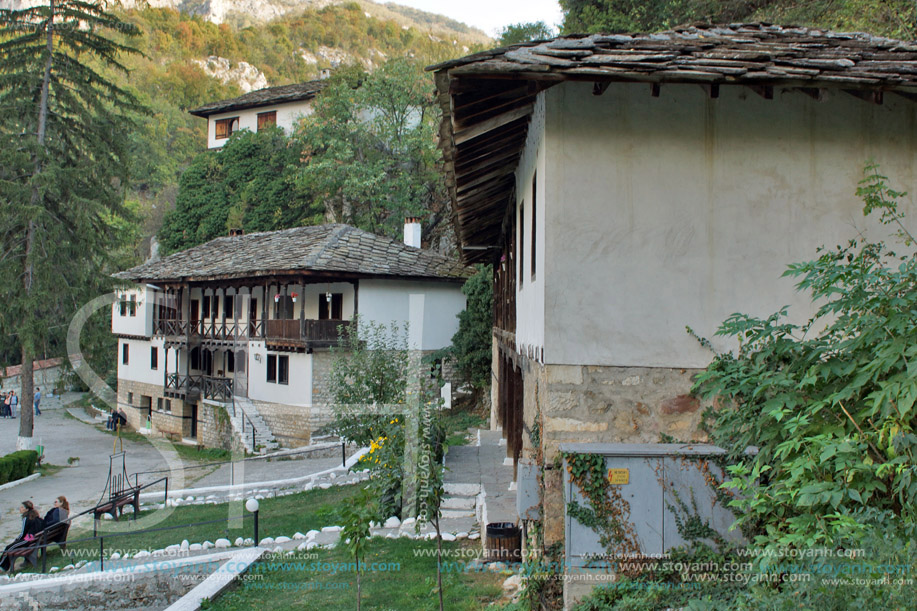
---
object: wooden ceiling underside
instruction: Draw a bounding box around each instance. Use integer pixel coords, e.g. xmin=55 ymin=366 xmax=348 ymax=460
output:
xmin=437 ymin=74 xmax=550 ymax=264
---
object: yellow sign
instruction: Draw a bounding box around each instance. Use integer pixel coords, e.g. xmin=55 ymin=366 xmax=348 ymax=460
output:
xmin=608 ymin=468 xmax=629 ymax=485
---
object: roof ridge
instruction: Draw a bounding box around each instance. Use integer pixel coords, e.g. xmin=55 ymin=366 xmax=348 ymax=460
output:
xmin=306 ymin=224 xmax=353 ymax=267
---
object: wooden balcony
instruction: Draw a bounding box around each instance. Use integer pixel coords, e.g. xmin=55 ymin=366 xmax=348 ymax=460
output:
xmin=165 ymin=374 xmax=233 ymax=402
xmin=154 ymin=318 xmax=352 ymax=351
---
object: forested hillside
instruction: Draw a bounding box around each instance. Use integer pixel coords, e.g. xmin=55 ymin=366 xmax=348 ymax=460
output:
xmin=560 ymin=0 xmax=916 ymax=40
xmin=109 ymin=3 xmax=487 ymax=261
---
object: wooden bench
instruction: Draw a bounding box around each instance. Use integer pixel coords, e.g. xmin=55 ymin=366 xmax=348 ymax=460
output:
xmin=4 ymin=522 xmax=70 ymax=575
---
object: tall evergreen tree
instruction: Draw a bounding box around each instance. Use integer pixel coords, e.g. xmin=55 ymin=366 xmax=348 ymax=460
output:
xmin=0 ymin=0 xmax=142 ymax=448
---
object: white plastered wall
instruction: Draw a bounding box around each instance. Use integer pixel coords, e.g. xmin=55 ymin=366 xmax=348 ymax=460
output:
xmin=514 ymin=94 xmax=547 ymax=361
xmin=357 ymin=280 xmax=466 ymax=350
xmin=206 ymin=99 xmax=315 ymax=149
xmin=542 ymin=81 xmax=917 ymax=368
xmin=117 ymin=337 xmax=164 ymax=387
xmin=111 ymin=286 xmax=153 ymax=337
xmin=247 ymin=342 xmax=312 ymax=406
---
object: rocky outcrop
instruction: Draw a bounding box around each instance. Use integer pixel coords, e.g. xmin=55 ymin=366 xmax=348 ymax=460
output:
xmin=191 ymin=56 xmax=268 ymax=93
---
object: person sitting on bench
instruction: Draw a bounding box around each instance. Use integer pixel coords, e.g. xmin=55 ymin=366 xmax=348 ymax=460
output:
xmin=107 ymin=409 xmax=127 ymax=431
xmin=0 ymin=501 xmax=43 ymax=571
xmin=43 ymin=496 xmax=69 ymax=529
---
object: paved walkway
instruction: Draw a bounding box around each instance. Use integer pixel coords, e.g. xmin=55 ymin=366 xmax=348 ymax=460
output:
xmin=0 ymin=395 xmax=358 ymax=542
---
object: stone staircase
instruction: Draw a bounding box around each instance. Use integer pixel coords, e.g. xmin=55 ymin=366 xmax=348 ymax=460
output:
xmin=229 ymin=396 xmax=279 ymax=454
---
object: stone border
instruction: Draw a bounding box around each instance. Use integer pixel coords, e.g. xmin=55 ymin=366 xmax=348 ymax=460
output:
xmin=164 ymin=547 xmax=267 ymax=611
xmin=0 ymin=472 xmax=40 ymax=492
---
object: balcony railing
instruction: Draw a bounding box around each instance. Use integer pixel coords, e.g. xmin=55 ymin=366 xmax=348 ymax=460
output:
xmin=155 ymin=318 xmax=352 ymax=348
xmin=165 ymin=374 xmax=233 ymax=402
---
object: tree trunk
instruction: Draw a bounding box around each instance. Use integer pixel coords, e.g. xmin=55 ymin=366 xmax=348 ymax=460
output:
xmin=356 ymin=569 xmax=361 ymax=611
xmin=18 ymin=0 xmax=56 ymax=450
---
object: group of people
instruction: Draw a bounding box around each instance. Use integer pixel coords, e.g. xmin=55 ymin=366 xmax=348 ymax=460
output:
xmin=0 ymin=496 xmax=69 ymax=571
xmin=106 ymin=408 xmax=127 ymax=431
xmin=0 ymin=387 xmax=42 ymax=418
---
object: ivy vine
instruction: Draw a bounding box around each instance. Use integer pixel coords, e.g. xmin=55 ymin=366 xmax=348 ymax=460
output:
xmin=564 ymin=452 xmax=641 ymax=558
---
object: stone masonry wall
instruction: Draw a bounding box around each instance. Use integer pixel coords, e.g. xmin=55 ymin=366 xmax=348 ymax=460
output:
xmin=310 ymin=350 xmax=336 ymax=407
xmin=117 ymin=378 xmax=189 ymax=439
xmin=538 ymin=364 xmax=708 ymax=546
xmin=199 ymin=402 xmax=234 ymax=450
xmin=251 ymin=400 xmax=313 ymax=447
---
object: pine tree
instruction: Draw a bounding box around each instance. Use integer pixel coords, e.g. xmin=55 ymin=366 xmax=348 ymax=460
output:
xmin=0 ymin=0 xmax=143 ymax=448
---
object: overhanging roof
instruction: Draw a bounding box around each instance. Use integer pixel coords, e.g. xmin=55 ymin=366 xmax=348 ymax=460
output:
xmin=189 ymin=80 xmax=328 ymax=118
xmin=115 ymin=224 xmax=470 ymax=284
xmin=428 ymin=23 xmax=917 ymax=263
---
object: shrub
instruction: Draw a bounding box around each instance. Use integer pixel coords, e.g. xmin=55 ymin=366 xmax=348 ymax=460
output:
xmin=0 ymin=450 xmax=38 ymax=485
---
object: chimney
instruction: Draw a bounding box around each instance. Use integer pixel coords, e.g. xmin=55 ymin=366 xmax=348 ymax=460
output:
xmin=404 ymin=217 xmax=421 ymax=249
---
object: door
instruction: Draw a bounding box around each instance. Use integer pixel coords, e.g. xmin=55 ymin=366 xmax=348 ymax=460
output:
xmin=249 ymin=298 xmax=258 ymax=336
xmin=190 ymin=402 xmax=198 ymax=439
xmin=190 ymin=299 xmax=200 ymax=334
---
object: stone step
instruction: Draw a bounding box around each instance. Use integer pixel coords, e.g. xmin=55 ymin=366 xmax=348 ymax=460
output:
xmin=443 ymin=483 xmax=481 ymax=497
xmin=442 ymin=496 xmax=476 ymax=510
xmin=441 ymin=509 xmax=476 ymax=519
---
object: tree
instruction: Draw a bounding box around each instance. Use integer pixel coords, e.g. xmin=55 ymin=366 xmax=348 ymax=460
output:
xmin=497 ymin=21 xmax=555 ymax=45
xmin=0 ymin=1 xmax=142 ymax=449
xmin=296 ymin=59 xmax=448 ymax=245
xmin=694 ymin=165 xmax=917 ymax=548
xmin=450 ymin=265 xmax=493 ymax=398
xmin=158 ymin=127 xmax=321 ymax=254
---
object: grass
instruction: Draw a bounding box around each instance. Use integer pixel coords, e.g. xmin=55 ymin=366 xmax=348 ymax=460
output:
xmin=29 ymin=483 xmax=365 ymax=571
xmin=209 ymin=537 xmax=506 ymax=611
xmin=37 ymin=462 xmax=64 ymax=477
xmin=441 ymin=402 xmax=488 ymax=448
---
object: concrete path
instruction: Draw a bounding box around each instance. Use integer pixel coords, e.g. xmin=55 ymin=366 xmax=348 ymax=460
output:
xmin=0 ymin=394 xmax=183 ymax=542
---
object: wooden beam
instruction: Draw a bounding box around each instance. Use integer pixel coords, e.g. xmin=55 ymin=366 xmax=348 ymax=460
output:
xmin=795 ymin=87 xmax=824 ymax=101
xmin=747 ymin=84 xmax=773 ymax=100
xmin=453 ymin=104 xmax=534 ymax=146
xmin=844 ymin=89 xmax=883 ymax=105
xmin=454 ymin=95 xmax=536 ymax=131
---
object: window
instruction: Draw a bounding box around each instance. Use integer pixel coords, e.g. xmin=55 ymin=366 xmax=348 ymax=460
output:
xmin=128 ymin=294 xmax=137 ymax=317
xmin=236 ymin=350 xmax=246 ymax=374
xmin=157 ymin=397 xmax=163 ymax=411
xmin=122 ymin=343 xmax=129 ymax=365
xmin=266 ymin=354 xmax=288 ymax=385
xmin=214 ymin=117 xmax=239 ymax=140
xmin=267 ymin=354 xmax=276 ymax=383
xmin=213 ymin=296 xmax=220 ymax=321
xmin=151 ymin=347 xmax=158 ymax=370
xmin=257 ymin=111 xmax=277 ymax=130
xmin=119 ymin=295 xmax=128 ymax=316
xmin=518 ymin=200 xmax=524 ymax=287
xmin=202 ymin=295 xmax=211 ymax=319
xmin=127 ymin=392 xmax=133 ymax=405
xmin=531 ymin=172 xmax=537 ymax=280
xmin=318 ymin=293 xmax=343 ymax=320
xmin=224 ymin=295 xmax=234 ymax=319
xmin=226 ymin=350 xmax=235 ymax=373
xmin=164 ymin=399 xmax=172 ymax=413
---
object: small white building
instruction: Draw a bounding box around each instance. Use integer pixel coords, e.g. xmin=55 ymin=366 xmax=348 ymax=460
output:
xmin=189 ymin=79 xmax=327 ymax=149
xmin=112 ymin=223 xmax=468 ymax=450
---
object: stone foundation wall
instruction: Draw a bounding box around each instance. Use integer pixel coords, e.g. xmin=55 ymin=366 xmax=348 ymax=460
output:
xmin=538 ymin=363 xmax=707 ymax=546
xmin=198 ymin=402 xmax=233 ymax=450
xmin=116 ymin=378 xmax=191 ymax=440
xmin=251 ymin=400 xmax=313 ymax=447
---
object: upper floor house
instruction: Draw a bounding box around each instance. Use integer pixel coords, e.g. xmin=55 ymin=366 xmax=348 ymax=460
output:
xmin=189 ymin=78 xmax=328 ymax=149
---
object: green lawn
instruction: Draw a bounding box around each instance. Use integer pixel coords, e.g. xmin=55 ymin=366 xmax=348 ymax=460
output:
xmin=32 ymin=484 xmax=364 ymax=570
xmin=208 ymin=537 xmax=506 ymax=611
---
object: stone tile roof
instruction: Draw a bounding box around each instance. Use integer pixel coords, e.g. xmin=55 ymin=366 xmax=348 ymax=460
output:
xmin=189 ymin=80 xmax=328 ymax=117
xmin=429 ymin=23 xmax=917 ymax=89
xmin=115 ymin=225 xmax=469 ymax=283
